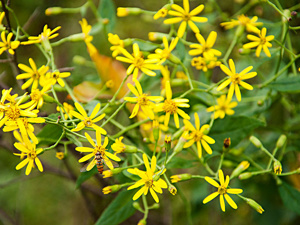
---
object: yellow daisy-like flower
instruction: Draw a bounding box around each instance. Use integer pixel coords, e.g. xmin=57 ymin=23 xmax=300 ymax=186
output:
xmin=217 ymin=59 xmax=257 ymax=102
xmin=70 ymin=102 xmax=106 ymax=134
xmin=203 ymin=170 xmax=243 ymax=212
xmin=44 ymin=70 xmax=71 ymax=87
xmin=56 ymin=102 xmax=74 ymax=120
xmin=0 ymin=88 xmax=12 ymax=120
xmin=116 ymin=43 xmax=160 ymax=80
xmin=108 ymin=33 xmax=124 ymax=57
xmin=0 ymin=31 xmax=20 ymax=55
xmin=183 ymin=113 xmax=215 ymax=158
xmin=13 ymin=136 xmax=44 ymax=175
xmin=160 ymin=65 xmax=170 ymax=95
xmin=111 ymin=136 xmax=126 ymax=154
xmin=17 ymin=58 xmax=49 ymax=90
xmin=206 ymin=95 xmax=238 ymax=119
xmin=75 ymin=131 xmax=121 ymax=171
xmin=155 ymin=80 xmax=190 ymax=128
xmin=164 ymin=0 xmax=207 ymax=38
xmin=124 ymin=79 xmax=164 ymax=120
xmin=22 ymin=24 xmax=61 ymax=45
xmin=191 ymin=55 xmax=221 ymax=72
xmin=148 ymin=36 xmax=179 ymax=64
xmin=243 ymin=27 xmax=274 ymax=58
xmin=56 ymin=152 xmax=65 ymax=160
xmin=127 ymin=154 xmax=167 ymax=203
xmin=220 ymin=14 xmax=263 ymax=32
xmin=79 ymin=18 xmax=93 ymax=43
xmin=153 ymin=7 xmax=169 ymax=20
xmin=189 ymin=31 xmax=222 ymax=58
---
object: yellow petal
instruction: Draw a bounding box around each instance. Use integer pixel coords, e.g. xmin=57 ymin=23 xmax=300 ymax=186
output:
xmin=203 ymin=191 xmax=219 ymax=204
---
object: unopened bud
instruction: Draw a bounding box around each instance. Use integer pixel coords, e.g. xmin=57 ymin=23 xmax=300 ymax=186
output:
xmin=143 ymin=137 xmax=152 ymax=144
xmin=276 ymin=135 xmax=287 ymax=148
xmin=169 ymin=185 xmax=177 ymax=195
xmin=168 ymin=53 xmax=181 ymax=64
xmin=117 ymin=7 xmax=142 ymax=17
xmin=102 ymin=184 xmax=121 ymax=194
xmin=223 ymin=138 xmax=231 ymax=149
xmin=103 ymin=168 xmax=124 ymax=178
xmin=239 ymin=48 xmax=251 ymax=55
xmin=244 ymin=197 xmax=264 ymax=214
xmin=153 ymin=120 xmax=160 ymax=142
xmin=149 ymin=203 xmax=160 ymax=209
xmin=43 ymin=94 xmax=56 ymax=103
xmin=73 ymin=55 xmax=87 ymax=65
xmin=125 ymin=145 xmax=138 ymax=153
xmin=174 ymin=135 xmax=187 ymax=153
xmin=273 ymin=160 xmax=282 ymax=175
xmin=68 ymin=33 xmax=85 ymax=42
xmin=250 ymin=136 xmax=262 ymax=148
xmin=231 ymin=161 xmax=250 ymax=178
xmin=137 ymin=219 xmax=146 ymax=225
xmin=105 ymin=80 xmax=114 ymax=89
xmin=133 ymin=202 xmax=142 ymax=211
xmin=148 ymin=32 xmax=167 ymax=41
xmin=239 ymin=172 xmax=253 ymax=180
xmin=164 ymin=135 xmax=171 ymax=152
xmin=45 ymin=7 xmax=62 ymax=16
xmin=257 ymin=100 xmax=264 ymax=106
xmin=170 ymin=173 xmax=192 ymax=183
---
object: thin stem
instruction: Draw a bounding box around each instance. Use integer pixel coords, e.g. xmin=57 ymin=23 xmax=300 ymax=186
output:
xmin=266 ymin=0 xmax=289 ymax=21
xmin=112 ymin=119 xmax=150 ymax=138
xmin=142 ymin=194 xmax=149 ymax=221
xmin=101 ymin=102 xmax=126 ymax=127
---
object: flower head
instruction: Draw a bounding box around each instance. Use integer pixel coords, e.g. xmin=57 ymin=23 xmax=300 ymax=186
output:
xmin=17 ymin=58 xmax=49 ymax=90
xmin=108 ymin=33 xmax=124 ymax=57
xmin=22 ymin=25 xmax=61 ymax=45
xmin=183 ymin=113 xmax=215 ymax=158
xmin=0 ymin=31 xmax=20 ymax=55
xmin=164 ymin=0 xmax=207 ymax=37
xmin=124 ymin=79 xmax=164 ymax=120
xmin=79 ymin=18 xmax=93 ymax=43
xmin=203 ymin=170 xmax=243 ymax=212
xmin=220 ymin=15 xmax=262 ymax=32
xmin=56 ymin=152 xmax=65 ymax=160
xmin=45 ymin=70 xmax=71 ymax=87
xmin=116 ymin=43 xmax=160 ymax=80
xmin=14 ymin=136 xmax=43 ymax=175
xmin=154 ymin=7 xmax=169 ymax=20
xmin=75 ymin=131 xmax=121 ymax=171
xmin=71 ymin=102 xmax=106 ymax=134
xmin=189 ymin=31 xmax=221 ymax=58
xmin=56 ymin=102 xmax=74 ymax=120
xmin=111 ymin=136 xmax=126 ymax=154
xmin=206 ymin=95 xmax=237 ymax=119
xmin=243 ymin=27 xmax=274 ymax=57
xmin=19 ymin=84 xmax=51 ymax=109
xmin=217 ymin=59 xmax=257 ymax=102
xmin=127 ymin=154 xmax=167 ymax=203
xmin=191 ymin=55 xmax=220 ymax=72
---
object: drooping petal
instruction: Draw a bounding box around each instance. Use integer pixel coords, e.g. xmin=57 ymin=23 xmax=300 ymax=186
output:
xmin=203 ymin=191 xmax=219 ymax=204
xmin=35 ymin=157 xmax=43 ymax=172
xmin=220 ymin=194 xmax=226 ymax=212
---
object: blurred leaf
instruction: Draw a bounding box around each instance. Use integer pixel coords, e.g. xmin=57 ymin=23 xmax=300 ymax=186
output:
xmin=73 ymin=81 xmax=102 ymax=103
xmin=66 ymin=133 xmax=82 ymax=147
xmin=268 ymin=75 xmax=300 ymax=93
xmin=175 ymin=39 xmax=187 ymax=61
xmin=37 ymin=124 xmax=63 ymax=146
xmin=133 ymin=39 xmax=159 ymax=51
xmin=279 ymin=181 xmax=300 ymax=215
xmin=209 ymin=116 xmax=266 ymax=151
xmin=95 ymin=190 xmax=136 ymax=225
xmin=99 ymin=0 xmax=116 ymax=33
xmin=166 ymin=157 xmax=197 ymax=169
xmin=76 ymin=166 xmax=98 ymax=189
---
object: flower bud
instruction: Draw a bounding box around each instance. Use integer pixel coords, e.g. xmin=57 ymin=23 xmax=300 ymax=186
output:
xmin=43 ymin=94 xmax=56 ymax=103
xmin=223 ymin=138 xmax=231 ymax=150
xmin=105 ymin=80 xmax=114 ymax=89
xmin=168 ymin=53 xmax=181 ymax=64
xmin=148 ymin=32 xmax=167 ymax=41
xmin=137 ymin=219 xmax=146 ymax=225
xmin=231 ymin=161 xmax=250 ymax=178
xmin=169 ymin=185 xmax=177 ymax=195
xmin=68 ymin=33 xmax=85 ymax=42
xmin=149 ymin=203 xmax=160 ymax=209
xmin=153 ymin=120 xmax=160 ymax=142
xmin=273 ymin=160 xmax=282 ymax=175
xmin=170 ymin=173 xmax=191 ymax=183
xmin=164 ymin=135 xmax=171 ymax=152
xmin=174 ymin=135 xmax=187 ymax=153
xmin=244 ymin=197 xmax=264 ymax=214
xmin=276 ymin=135 xmax=287 ymax=148
xmin=45 ymin=7 xmax=63 ymax=16
xmin=56 ymin=152 xmax=65 ymax=160
xmin=103 ymin=168 xmax=124 ymax=178
xmin=239 ymin=48 xmax=251 ymax=55
xmin=125 ymin=145 xmax=138 ymax=153
xmin=73 ymin=55 xmax=87 ymax=65
xmin=102 ymin=184 xmax=121 ymax=194
xmin=133 ymin=202 xmax=142 ymax=211
xmin=239 ymin=172 xmax=253 ymax=180
xmin=249 ymin=136 xmax=262 ymax=148
xmin=117 ymin=7 xmax=142 ymax=17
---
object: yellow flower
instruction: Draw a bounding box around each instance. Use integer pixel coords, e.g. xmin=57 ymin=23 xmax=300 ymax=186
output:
xmin=71 ymin=102 xmax=106 ymax=134
xmin=243 ymin=27 xmax=274 ymax=58
xmin=176 ymin=71 xmax=188 ymax=80
xmin=160 ymin=65 xmax=170 ymax=95
xmin=116 ymin=43 xmax=160 ymax=80
xmin=105 ymin=80 xmax=114 ymax=89
xmin=191 ymin=55 xmax=220 ymax=72
xmin=189 ymin=31 xmax=221 ymax=58
xmin=22 ymin=24 xmax=61 ymax=45
xmin=155 ymin=80 xmax=190 ymax=128
xmin=56 ymin=102 xmax=74 ymax=120
xmin=19 ymin=84 xmax=52 ymax=109
xmin=0 ymin=88 xmax=12 ymax=120
xmin=217 ymin=59 xmax=257 ymax=102
xmin=75 ymin=131 xmax=121 ymax=171
xmin=56 ymin=152 xmax=65 ymax=160
xmin=206 ymin=95 xmax=238 ymax=119
xmin=0 ymin=31 xmax=20 ymax=55
xmin=17 ymin=58 xmax=49 ymax=90
xmin=203 ymin=170 xmax=243 ymax=212
xmin=0 ymin=12 xmax=5 ymax=29
xmin=111 ymin=136 xmax=126 ymax=154
xmin=117 ymin=7 xmax=129 ymax=17
xmin=14 ymin=136 xmax=43 ymax=175
xmin=79 ymin=18 xmax=93 ymax=43
xmin=220 ymin=14 xmax=262 ymax=32
xmin=170 ymin=173 xmax=192 ymax=183
xmin=127 ymin=154 xmax=167 ymax=203
xmin=164 ymin=0 xmax=207 ymax=38
xmin=183 ymin=113 xmax=215 ymax=158
xmin=124 ymin=79 xmax=164 ymax=120
xmin=108 ymin=33 xmax=124 ymax=57
xmin=45 ymin=70 xmax=71 ymax=87
xmin=154 ymin=7 xmax=169 ymax=20
xmin=148 ymin=36 xmax=179 ymax=64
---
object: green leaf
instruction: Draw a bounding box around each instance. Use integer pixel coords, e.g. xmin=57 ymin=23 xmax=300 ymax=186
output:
xmin=76 ymin=166 xmax=98 ymax=188
xmin=66 ymin=133 xmax=82 ymax=147
xmin=278 ymin=181 xmax=300 ymax=215
xmin=268 ymin=75 xmax=300 ymax=93
xmin=209 ymin=116 xmax=266 ymax=151
xmin=36 ymin=124 xmax=63 ymax=146
xmin=133 ymin=39 xmax=159 ymax=51
xmin=167 ymin=157 xmax=197 ymax=169
xmin=99 ymin=0 xmax=116 ymax=33
xmin=95 ymin=190 xmax=136 ymax=225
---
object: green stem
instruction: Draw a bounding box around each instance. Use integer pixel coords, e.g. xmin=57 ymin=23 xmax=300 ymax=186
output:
xmin=222 ymin=30 xmax=239 ymax=63
xmin=216 ymin=153 xmax=224 ymax=176
xmin=101 ymin=102 xmax=126 ymax=127
xmin=179 ymin=61 xmax=194 ymax=89
xmin=277 ymin=169 xmax=300 ymax=176
xmin=260 ymin=146 xmax=277 ymax=162
xmin=142 ymin=195 xmax=149 ymax=221
xmin=266 ymin=0 xmax=289 ymax=21
xmin=43 ymin=130 xmax=65 ymax=152
xmin=191 ymin=175 xmax=206 ymax=179
xmin=267 ymin=147 xmax=279 ymax=170
xmin=112 ymin=119 xmax=150 ymax=138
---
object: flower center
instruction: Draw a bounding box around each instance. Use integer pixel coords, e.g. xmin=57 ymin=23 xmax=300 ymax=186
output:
xmin=182 ymin=13 xmax=191 ymax=21
xmin=134 ymin=57 xmax=144 ymax=69
xmin=218 ymin=185 xmax=227 ymax=195
xmin=238 ymin=15 xmax=250 ymax=26
xmin=145 ymin=179 xmax=153 ymax=188
xmin=52 ymin=72 xmax=59 ymax=79
xmin=28 ymin=150 xmax=37 ymax=159
xmin=6 ymin=105 xmax=21 ymax=120
xmin=231 ymin=73 xmax=241 ymax=84
xmin=31 ymin=90 xmax=42 ymax=101
xmin=161 ymin=49 xmax=170 ymax=59
xmin=260 ymin=37 xmax=267 ymax=45
xmin=84 ymin=118 xmax=93 ymax=127
xmin=163 ymin=99 xmax=177 ymax=114
xmin=94 ymin=147 xmax=106 ymax=156
xmin=192 ymin=130 xmax=203 ymax=142
xmin=138 ymin=94 xmax=149 ymax=106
